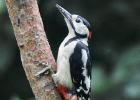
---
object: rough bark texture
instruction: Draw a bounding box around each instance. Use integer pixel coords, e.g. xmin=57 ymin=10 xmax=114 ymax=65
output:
xmin=5 ymin=0 xmax=61 ymax=100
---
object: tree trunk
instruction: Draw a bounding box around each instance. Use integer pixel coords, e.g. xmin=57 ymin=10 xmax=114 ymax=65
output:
xmin=5 ymin=0 xmax=61 ymax=100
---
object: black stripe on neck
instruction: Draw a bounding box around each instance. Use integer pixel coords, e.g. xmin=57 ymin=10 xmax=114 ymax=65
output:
xmin=64 ymin=34 xmax=87 ymax=47
xmin=75 ymin=32 xmax=87 ymax=38
xmin=64 ymin=36 xmax=79 ymax=46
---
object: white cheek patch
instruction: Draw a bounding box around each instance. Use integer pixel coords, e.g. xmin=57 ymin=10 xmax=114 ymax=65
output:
xmin=74 ymin=23 xmax=88 ymax=35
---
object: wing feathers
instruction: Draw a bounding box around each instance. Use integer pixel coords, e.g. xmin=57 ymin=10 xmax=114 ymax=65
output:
xmin=70 ymin=41 xmax=92 ymax=100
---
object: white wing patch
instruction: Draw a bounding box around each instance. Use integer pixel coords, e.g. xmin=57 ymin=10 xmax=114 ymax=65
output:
xmin=81 ymin=49 xmax=91 ymax=94
xmin=81 ymin=49 xmax=88 ymax=67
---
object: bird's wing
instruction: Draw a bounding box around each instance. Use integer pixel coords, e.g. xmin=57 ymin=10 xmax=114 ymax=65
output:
xmin=69 ymin=41 xmax=92 ymax=100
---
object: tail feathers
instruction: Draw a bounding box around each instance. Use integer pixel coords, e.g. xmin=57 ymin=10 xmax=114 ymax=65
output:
xmin=76 ymin=89 xmax=91 ymax=100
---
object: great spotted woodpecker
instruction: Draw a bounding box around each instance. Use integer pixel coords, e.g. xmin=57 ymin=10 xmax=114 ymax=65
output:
xmin=52 ymin=4 xmax=93 ymax=100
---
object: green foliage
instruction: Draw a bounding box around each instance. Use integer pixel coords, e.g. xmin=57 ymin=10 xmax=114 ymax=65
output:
xmin=113 ymin=45 xmax=140 ymax=83
xmin=10 ymin=95 xmax=21 ymax=100
xmin=0 ymin=44 xmax=13 ymax=75
xmin=10 ymin=95 xmax=35 ymax=100
xmin=0 ymin=0 xmax=6 ymax=14
xmin=91 ymin=45 xmax=140 ymax=100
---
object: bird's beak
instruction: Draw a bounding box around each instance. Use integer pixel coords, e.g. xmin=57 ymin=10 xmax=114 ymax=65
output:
xmin=56 ymin=4 xmax=72 ymax=22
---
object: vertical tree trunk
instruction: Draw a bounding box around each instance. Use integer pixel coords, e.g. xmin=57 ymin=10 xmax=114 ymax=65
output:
xmin=5 ymin=0 xmax=61 ymax=100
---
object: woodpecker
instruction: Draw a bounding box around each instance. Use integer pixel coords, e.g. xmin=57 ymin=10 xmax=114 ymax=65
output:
xmin=52 ymin=4 xmax=93 ymax=100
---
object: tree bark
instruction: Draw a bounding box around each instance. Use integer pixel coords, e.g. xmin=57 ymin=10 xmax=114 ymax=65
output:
xmin=5 ymin=0 xmax=61 ymax=100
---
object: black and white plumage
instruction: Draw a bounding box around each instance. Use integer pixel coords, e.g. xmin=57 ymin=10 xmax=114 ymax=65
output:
xmin=52 ymin=4 xmax=92 ymax=100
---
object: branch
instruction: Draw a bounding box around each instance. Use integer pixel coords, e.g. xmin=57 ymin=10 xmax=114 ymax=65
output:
xmin=5 ymin=0 xmax=61 ymax=100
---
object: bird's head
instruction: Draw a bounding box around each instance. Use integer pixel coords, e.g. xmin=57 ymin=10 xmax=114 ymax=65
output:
xmin=56 ymin=4 xmax=92 ymax=39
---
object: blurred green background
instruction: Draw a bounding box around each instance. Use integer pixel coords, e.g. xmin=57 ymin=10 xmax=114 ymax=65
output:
xmin=0 ymin=0 xmax=140 ymax=100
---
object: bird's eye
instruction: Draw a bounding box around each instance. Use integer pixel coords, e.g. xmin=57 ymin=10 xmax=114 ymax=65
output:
xmin=76 ymin=18 xmax=81 ymax=23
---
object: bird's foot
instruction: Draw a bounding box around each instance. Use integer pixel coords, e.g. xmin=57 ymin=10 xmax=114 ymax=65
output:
xmin=51 ymin=74 xmax=71 ymax=100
